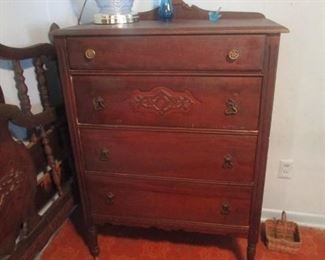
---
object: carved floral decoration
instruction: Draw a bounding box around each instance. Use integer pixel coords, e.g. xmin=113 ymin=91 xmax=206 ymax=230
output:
xmin=131 ymin=87 xmax=198 ymax=116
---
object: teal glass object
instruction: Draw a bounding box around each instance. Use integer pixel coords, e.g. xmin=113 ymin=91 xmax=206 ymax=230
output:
xmin=158 ymin=0 xmax=174 ymax=21
xmin=209 ymin=8 xmax=222 ymax=23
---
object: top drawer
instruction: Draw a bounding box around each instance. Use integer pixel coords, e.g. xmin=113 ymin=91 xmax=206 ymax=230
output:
xmin=67 ymin=35 xmax=266 ymax=71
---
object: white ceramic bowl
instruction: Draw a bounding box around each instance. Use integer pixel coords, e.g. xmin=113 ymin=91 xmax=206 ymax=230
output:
xmin=95 ymin=0 xmax=134 ymax=14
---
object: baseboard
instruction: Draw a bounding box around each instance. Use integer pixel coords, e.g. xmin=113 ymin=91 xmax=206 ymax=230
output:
xmin=262 ymin=208 xmax=325 ymax=229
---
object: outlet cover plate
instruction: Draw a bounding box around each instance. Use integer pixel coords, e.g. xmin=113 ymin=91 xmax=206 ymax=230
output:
xmin=278 ymin=159 xmax=294 ymax=179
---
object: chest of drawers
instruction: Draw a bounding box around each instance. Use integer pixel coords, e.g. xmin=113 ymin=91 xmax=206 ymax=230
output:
xmin=53 ymin=7 xmax=288 ymax=260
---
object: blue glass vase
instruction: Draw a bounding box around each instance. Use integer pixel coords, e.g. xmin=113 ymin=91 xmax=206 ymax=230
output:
xmin=158 ymin=0 xmax=174 ymax=21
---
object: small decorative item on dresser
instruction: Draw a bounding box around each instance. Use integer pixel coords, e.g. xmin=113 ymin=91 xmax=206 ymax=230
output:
xmin=265 ymin=211 xmax=301 ymax=253
xmin=95 ymin=0 xmax=133 ymax=14
xmin=209 ymin=7 xmax=222 ymax=23
xmin=158 ymin=0 xmax=174 ymax=21
xmin=94 ymin=0 xmax=138 ymax=24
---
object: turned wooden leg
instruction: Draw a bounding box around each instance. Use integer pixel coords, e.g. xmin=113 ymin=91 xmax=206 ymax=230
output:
xmin=247 ymin=242 xmax=256 ymax=260
xmin=88 ymin=225 xmax=99 ymax=257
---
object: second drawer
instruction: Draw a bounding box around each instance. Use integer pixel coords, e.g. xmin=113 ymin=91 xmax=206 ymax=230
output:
xmin=73 ymin=76 xmax=262 ymax=130
xmin=80 ymin=129 xmax=257 ymax=184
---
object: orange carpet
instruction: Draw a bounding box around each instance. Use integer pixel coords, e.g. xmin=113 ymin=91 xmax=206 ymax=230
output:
xmin=41 ymin=210 xmax=325 ymax=260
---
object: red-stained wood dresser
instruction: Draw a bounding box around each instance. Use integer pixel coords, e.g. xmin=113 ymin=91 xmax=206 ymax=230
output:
xmin=53 ymin=3 xmax=288 ymax=259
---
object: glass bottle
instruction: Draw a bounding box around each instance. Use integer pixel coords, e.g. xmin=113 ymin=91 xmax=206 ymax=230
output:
xmin=158 ymin=0 xmax=174 ymax=22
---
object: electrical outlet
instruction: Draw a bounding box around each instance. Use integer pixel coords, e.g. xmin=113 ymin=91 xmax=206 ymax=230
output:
xmin=278 ymin=159 xmax=294 ymax=179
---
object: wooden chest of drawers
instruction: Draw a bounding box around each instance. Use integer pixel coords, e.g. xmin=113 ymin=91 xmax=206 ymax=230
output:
xmin=53 ymin=7 xmax=288 ymax=260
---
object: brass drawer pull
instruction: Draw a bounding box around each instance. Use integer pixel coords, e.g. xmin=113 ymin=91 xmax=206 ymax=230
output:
xmin=223 ymin=154 xmax=234 ymax=169
xmin=228 ymin=48 xmax=240 ymax=61
xmin=220 ymin=202 xmax=231 ymax=215
xmin=105 ymin=192 xmax=115 ymax=204
xmin=85 ymin=48 xmax=96 ymax=60
xmin=93 ymin=96 xmax=105 ymax=111
xmin=99 ymin=148 xmax=110 ymax=161
xmin=224 ymin=99 xmax=238 ymax=116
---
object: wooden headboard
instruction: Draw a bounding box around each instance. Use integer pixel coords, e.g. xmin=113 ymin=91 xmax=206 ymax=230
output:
xmin=0 ymin=41 xmax=74 ymax=260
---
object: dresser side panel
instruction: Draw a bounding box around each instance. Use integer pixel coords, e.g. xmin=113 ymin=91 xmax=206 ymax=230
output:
xmin=249 ymin=34 xmax=281 ymax=243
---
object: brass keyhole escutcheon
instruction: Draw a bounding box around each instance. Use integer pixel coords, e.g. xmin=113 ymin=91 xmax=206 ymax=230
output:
xmin=220 ymin=202 xmax=231 ymax=215
xmin=85 ymin=48 xmax=96 ymax=60
xmin=224 ymin=99 xmax=238 ymax=116
xmin=93 ymin=96 xmax=105 ymax=111
xmin=99 ymin=148 xmax=110 ymax=161
xmin=223 ymin=154 xmax=234 ymax=169
xmin=105 ymin=192 xmax=115 ymax=204
xmin=228 ymin=48 xmax=240 ymax=61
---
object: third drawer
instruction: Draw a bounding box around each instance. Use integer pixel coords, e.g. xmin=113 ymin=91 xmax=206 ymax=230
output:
xmin=80 ymin=128 xmax=257 ymax=184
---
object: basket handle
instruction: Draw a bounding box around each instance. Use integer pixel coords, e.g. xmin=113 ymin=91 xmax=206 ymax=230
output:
xmin=281 ymin=211 xmax=287 ymax=222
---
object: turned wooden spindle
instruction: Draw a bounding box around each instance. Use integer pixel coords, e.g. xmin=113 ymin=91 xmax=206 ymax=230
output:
xmin=40 ymin=126 xmax=62 ymax=196
xmin=34 ymin=56 xmax=51 ymax=111
xmin=0 ymin=85 xmax=4 ymax=103
xmin=12 ymin=60 xmax=32 ymax=116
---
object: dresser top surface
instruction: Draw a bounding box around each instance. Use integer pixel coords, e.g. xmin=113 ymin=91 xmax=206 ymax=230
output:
xmin=53 ymin=13 xmax=288 ymax=37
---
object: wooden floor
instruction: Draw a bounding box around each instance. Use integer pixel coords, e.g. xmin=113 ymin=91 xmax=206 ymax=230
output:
xmin=40 ymin=209 xmax=325 ymax=260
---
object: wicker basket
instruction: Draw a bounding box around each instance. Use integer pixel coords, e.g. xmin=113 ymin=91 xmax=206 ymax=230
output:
xmin=265 ymin=211 xmax=301 ymax=254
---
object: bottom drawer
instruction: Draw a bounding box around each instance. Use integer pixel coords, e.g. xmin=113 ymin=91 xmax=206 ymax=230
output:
xmin=86 ymin=175 xmax=251 ymax=227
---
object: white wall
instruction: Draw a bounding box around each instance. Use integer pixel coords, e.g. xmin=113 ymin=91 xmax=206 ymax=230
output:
xmin=0 ymin=0 xmax=324 ymax=227
xmin=0 ymin=0 xmax=76 ymax=112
